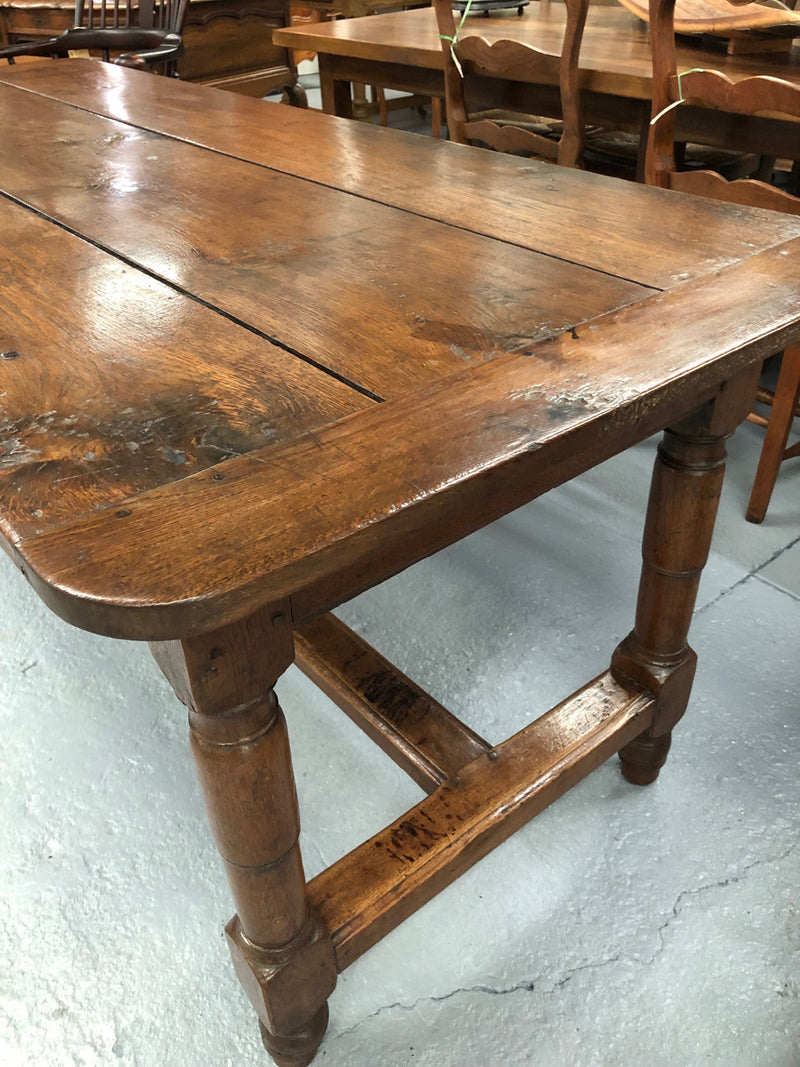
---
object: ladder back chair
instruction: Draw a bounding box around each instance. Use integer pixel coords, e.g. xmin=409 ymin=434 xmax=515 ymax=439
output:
xmin=646 ymin=0 xmax=800 ymax=522
xmin=433 ymin=0 xmax=590 ymax=167
xmin=0 ymin=0 xmax=189 ymax=74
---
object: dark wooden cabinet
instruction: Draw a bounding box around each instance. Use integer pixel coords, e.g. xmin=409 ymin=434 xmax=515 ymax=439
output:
xmin=180 ymin=0 xmax=297 ymax=95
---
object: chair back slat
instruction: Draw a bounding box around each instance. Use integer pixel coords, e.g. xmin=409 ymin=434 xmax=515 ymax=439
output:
xmin=646 ymin=0 xmax=800 ymax=205
xmin=72 ymin=0 xmax=186 ymax=31
xmin=433 ymin=0 xmax=589 ymax=167
xmin=463 ymin=118 xmax=560 ymax=160
xmin=676 ymin=68 xmax=800 ymax=122
xmin=455 ymin=36 xmax=560 ymax=82
xmin=669 ymin=168 xmax=800 ymax=213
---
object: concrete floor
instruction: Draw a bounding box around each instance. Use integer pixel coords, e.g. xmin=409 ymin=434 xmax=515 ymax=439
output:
xmin=1 ymin=409 xmax=798 ymax=1067
xmin=1 ymin=87 xmax=799 ymax=1067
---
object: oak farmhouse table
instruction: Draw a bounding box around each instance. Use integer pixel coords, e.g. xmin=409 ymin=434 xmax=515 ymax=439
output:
xmin=273 ymin=2 xmax=800 ymax=161
xmin=1 ymin=60 xmax=799 ymax=1066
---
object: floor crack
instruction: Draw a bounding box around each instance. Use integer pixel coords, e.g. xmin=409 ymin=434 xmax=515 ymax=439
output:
xmin=695 ymin=532 xmax=800 ymax=618
xmin=331 ymin=978 xmax=537 ymax=1040
xmin=642 ymin=838 xmax=798 ymax=966
xmin=546 ymin=952 xmax=622 ymax=993
xmin=331 ymin=841 xmax=797 ymax=1041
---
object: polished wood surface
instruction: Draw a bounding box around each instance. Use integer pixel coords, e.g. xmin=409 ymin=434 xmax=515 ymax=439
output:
xmin=2 ymin=61 xmax=800 ymax=1065
xmin=1 ymin=58 xmax=793 ymax=286
xmin=273 ymin=1 xmax=800 ymax=150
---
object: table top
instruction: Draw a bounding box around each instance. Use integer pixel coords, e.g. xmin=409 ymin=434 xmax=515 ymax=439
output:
xmin=272 ymin=2 xmax=800 ymax=99
xmin=1 ymin=61 xmax=799 ymax=642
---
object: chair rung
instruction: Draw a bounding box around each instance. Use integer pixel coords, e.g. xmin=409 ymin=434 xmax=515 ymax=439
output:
xmin=753 ymin=384 xmax=800 ymax=419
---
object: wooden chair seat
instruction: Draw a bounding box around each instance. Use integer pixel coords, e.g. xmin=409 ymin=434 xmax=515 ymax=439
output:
xmin=586 ymin=126 xmax=757 ymax=175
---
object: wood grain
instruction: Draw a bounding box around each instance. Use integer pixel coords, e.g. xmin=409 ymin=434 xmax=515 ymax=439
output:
xmin=11 ymin=236 xmax=800 ymax=640
xmin=4 ymin=63 xmax=800 ymax=1067
xmin=153 ymin=603 xmax=336 ymax=1063
xmin=3 ymin=62 xmax=798 ymax=291
xmin=0 ymin=196 xmax=370 ymax=544
xmin=271 ymin=3 xmax=800 ymax=96
xmin=645 ymin=0 xmax=800 ymax=529
xmin=618 ymin=0 xmax=800 ymax=34
xmin=0 ymin=83 xmax=648 ymax=397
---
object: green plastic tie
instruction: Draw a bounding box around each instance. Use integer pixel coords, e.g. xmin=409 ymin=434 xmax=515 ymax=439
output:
xmin=676 ymin=67 xmax=707 ymax=102
xmin=439 ymin=0 xmax=475 ymax=79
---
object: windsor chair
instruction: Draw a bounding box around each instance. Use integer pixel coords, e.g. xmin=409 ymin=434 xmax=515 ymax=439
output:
xmin=0 ymin=0 xmax=188 ymax=73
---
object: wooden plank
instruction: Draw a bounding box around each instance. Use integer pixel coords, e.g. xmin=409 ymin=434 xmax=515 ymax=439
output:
xmin=307 ymin=671 xmax=656 ymax=971
xmin=0 ymin=84 xmax=649 ymax=399
xmin=0 ymin=197 xmax=371 ymax=544
xmin=3 ymin=64 xmax=800 ymax=290
xmin=295 ymin=613 xmax=492 ymax=793
xmin=11 ymin=236 xmax=800 ymax=640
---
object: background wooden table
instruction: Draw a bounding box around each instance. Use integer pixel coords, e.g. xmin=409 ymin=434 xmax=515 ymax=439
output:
xmin=273 ymin=2 xmax=800 ymax=156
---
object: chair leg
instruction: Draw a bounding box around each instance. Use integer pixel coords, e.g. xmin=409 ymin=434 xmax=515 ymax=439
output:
xmin=431 ymin=97 xmax=442 ymax=139
xmin=746 ymin=345 xmax=800 ymax=524
xmin=372 ymin=86 xmax=388 ymax=127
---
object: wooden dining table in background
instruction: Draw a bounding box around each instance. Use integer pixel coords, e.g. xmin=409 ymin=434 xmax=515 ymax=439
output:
xmin=273 ymin=2 xmax=800 ymax=159
xmin=1 ymin=60 xmax=800 ymax=1066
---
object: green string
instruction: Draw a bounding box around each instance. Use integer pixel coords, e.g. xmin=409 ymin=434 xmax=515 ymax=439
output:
xmin=676 ymin=67 xmax=707 ymax=102
xmin=439 ymin=0 xmax=475 ymax=78
xmin=650 ymin=67 xmax=710 ymax=127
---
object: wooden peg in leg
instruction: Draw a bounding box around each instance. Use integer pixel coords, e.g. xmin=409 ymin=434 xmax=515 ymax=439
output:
xmin=150 ymin=604 xmax=336 ymax=1067
xmin=612 ymin=365 xmax=761 ymax=785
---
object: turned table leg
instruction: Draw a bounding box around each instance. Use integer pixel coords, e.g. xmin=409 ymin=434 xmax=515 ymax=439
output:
xmin=150 ymin=604 xmax=336 ymax=1067
xmin=611 ymin=369 xmax=760 ymax=785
